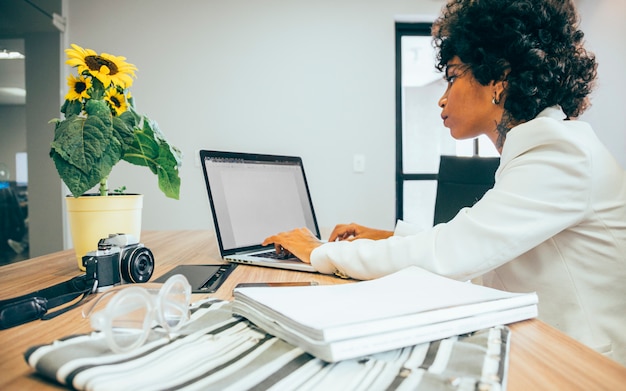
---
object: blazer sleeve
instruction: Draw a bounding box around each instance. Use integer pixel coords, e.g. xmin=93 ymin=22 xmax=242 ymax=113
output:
xmin=310 ymin=116 xmax=592 ymax=281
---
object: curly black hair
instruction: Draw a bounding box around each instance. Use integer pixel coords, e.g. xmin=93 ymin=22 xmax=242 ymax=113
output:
xmin=432 ymin=0 xmax=597 ymax=141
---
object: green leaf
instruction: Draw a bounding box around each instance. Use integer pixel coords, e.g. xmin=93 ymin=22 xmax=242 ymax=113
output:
xmin=120 ymin=115 xmax=181 ymax=199
xmin=112 ymin=116 xmax=135 ymax=150
xmin=148 ymin=118 xmax=183 ymax=166
xmin=89 ymin=77 xmax=106 ymax=100
xmin=154 ymin=140 xmax=182 ymax=199
xmin=123 ymin=139 xmax=158 ymax=172
xmin=61 ymin=99 xmax=82 ymax=117
xmin=49 ymin=104 xmax=123 ymax=197
xmin=119 ymin=109 xmax=139 ymax=130
xmin=157 ymin=162 xmax=180 ymax=200
xmin=137 ymin=126 xmax=160 ymax=158
xmin=51 ymin=149 xmax=101 ymax=197
xmin=85 ymin=99 xmax=112 ymax=126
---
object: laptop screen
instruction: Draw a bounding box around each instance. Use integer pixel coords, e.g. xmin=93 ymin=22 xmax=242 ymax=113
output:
xmin=200 ymin=151 xmax=320 ymax=255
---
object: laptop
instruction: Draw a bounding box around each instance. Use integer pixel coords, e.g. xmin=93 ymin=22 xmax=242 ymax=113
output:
xmin=200 ymin=150 xmax=320 ymax=272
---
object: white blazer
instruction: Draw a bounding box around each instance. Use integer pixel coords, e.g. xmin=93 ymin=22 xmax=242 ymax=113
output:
xmin=311 ymin=107 xmax=626 ymax=365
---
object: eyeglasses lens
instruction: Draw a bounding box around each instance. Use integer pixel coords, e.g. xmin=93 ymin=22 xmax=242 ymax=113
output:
xmin=109 ymin=291 xmax=151 ymax=351
xmin=87 ymin=274 xmax=192 ymax=353
xmin=160 ymin=279 xmax=190 ymax=330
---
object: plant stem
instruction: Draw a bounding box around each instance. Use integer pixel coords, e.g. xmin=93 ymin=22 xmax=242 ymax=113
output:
xmin=99 ymin=177 xmax=108 ymax=196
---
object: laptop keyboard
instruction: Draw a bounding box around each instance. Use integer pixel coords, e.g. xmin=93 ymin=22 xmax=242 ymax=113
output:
xmin=251 ymin=250 xmax=297 ymax=261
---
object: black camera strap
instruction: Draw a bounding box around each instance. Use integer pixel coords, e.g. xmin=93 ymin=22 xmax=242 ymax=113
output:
xmin=0 ymin=262 xmax=98 ymax=330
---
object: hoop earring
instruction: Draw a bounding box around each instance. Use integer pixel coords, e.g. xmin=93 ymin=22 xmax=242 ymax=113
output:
xmin=492 ymin=96 xmax=500 ymax=105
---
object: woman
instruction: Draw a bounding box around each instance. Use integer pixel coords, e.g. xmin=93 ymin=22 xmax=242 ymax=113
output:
xmin=263 ymin=0 xmax=626 ymax=365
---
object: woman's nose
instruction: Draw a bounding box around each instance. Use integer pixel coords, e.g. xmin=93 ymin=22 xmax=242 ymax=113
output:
xmin=438 ymin=95 xmax=447 ymax=108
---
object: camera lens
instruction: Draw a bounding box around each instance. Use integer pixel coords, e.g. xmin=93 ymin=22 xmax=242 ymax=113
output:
xmin=120 ymin=246 xmax=155 ymax=283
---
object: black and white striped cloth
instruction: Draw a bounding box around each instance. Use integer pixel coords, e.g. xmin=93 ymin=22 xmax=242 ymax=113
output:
xmin=25 ymin=299 xmax=510 ymax=391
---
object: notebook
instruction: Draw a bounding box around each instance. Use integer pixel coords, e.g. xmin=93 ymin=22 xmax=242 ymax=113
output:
xmin=200 ymin=150 xmax=320 ymax=272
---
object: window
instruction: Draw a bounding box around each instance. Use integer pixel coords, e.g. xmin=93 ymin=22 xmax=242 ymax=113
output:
xmin=395 ymin=22 xmax=497 ymax=229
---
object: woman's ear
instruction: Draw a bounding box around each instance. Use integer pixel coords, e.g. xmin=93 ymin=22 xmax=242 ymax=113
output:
xmin=491 ymin=79 xmax=507 ymax=104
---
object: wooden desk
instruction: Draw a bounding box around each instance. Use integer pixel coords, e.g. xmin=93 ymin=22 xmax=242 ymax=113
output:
xmin=1 ymin=230 xmax=625 ymax=390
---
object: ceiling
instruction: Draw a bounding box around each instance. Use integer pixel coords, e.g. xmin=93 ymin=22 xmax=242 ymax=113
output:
xmin=0 ymin=0 xmax=62 ymax=105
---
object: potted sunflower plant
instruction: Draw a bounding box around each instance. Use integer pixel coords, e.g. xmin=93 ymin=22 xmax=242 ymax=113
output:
xmin=50 ymin=44 xmax=182 ymax=269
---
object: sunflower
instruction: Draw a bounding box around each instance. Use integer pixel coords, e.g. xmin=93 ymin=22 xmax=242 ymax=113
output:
xmin=65 ymin=74 xmax=92 ymax=101
xmin=65 ymin=43 xmax=137 ymax=88
xmin=104 ymin=88 xmax=129 ymax=116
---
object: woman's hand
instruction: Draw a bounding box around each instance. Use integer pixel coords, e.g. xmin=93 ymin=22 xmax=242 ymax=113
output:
xmin=328 ymin=223 xmax=394 ymax=242
xmin=262 ymin=228 xmax=323 ymax=264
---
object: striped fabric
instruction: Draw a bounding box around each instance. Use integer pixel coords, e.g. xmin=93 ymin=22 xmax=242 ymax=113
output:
xmin=25 ymin=299 xmax=510 ymax=391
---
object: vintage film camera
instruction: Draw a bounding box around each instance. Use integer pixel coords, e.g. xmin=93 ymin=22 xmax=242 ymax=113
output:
xmin=82 ymin=234 xmax=155 ymax=290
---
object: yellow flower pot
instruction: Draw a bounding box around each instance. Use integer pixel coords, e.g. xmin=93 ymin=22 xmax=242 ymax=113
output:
xmin=66 ymin=194 xmax=143 ymax=270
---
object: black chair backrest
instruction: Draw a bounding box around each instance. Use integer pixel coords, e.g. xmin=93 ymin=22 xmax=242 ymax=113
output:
xmin=433 ymin=155 xmax=500 ymax=225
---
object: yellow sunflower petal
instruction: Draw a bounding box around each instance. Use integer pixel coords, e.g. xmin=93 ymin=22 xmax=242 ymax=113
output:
xmin=98 ymin=52 xmax=137 ymax=88
xmin=65 ymin=44 xmax=97 ymax=67
xmin=99 ymin=65 xmax=111 ymax=76
xmin=116 ymin=73 xmax=135 ymax=88
xmin=93 ymin=72 xmax=112 ymax=88
xmin=105 ymin=88 xmax=128 ymax=116
xmin=64 ymin=74 xmax=92 ymax=101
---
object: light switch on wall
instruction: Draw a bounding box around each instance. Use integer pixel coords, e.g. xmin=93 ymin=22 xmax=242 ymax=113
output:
xmin=353 ymin=154 xmax=365 ymax=173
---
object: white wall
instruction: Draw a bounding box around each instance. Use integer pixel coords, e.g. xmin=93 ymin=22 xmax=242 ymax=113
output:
xmin=576 ymin=0 xmax=626 ymax=167
xmin=64 ymin=0 xmax=443 ymax=235
xmin=59 ymin=0 xmax=625 ymax=240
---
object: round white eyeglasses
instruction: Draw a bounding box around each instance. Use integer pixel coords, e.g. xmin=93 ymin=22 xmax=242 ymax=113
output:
xmin=82 ymin=274 xmax=192 ymax=353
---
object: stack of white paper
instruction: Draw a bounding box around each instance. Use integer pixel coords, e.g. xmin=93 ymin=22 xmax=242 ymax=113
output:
xmin=232 ymin=266 xmax=538 ymax=362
